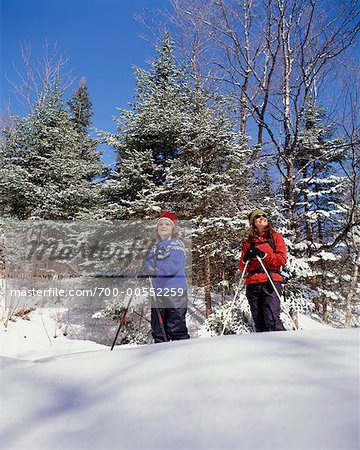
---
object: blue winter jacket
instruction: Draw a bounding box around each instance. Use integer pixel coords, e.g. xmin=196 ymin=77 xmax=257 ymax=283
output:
xmin=145 ymin=238 xmax=188 ymax=292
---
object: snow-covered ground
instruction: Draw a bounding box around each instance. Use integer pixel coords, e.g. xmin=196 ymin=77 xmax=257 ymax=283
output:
xmin=0 ymin=309 xmax=359 ymax=450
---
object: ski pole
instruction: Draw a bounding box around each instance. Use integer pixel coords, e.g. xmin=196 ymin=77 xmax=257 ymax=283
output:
xmin=149 ymin=278 xmax=168 ymax=342
xmin=256 ymin=256 xmax=298 ymax=330
xmin=221 ymin=260 xmax=249 ymax=336
xmin=110 ymin=240 xmax=158 ymax=350
xmin=110 ymin=264 xmax=150 ymax=350
xmin=110 ymin=289 xmax=135 ymax=351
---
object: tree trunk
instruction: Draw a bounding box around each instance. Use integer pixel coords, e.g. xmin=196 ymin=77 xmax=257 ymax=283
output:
xmin=284 ymin=158 xmax=296 ymax=231
xmin=315 ymin=177 xmax=324 ymax=243
xmin=302 ymin=167 xmax=314 ymax=241
xmin=304 ymin=190 xmax=313 ymax=241
xmin=204 ymin=252 xmax=213 ymax=317
xmin=290 ymin=310 xmax=299 ymax=328
xmin=322 ymin=296 xmax=328 ymax=323
xmin=221 ymin=267 xmax=226 ymax=305
xmin=345 ymin=250 xmax=360 ymax=327
xmin=240 ymin=75 xmax=249 ymax=140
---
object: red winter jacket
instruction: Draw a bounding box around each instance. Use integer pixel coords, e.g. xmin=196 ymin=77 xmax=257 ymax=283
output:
xmin=239 ymin=231 xmax=287 ymax=285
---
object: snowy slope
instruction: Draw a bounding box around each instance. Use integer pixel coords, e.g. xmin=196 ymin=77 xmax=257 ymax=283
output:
xmin=1 ymin=324 xmax=359 ymax=450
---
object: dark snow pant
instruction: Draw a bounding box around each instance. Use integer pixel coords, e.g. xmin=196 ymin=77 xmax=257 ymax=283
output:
xmin=246 ymin=282 xmax=286 ymax=332
xmin=151 ymin=294 xmax=190 ymax=343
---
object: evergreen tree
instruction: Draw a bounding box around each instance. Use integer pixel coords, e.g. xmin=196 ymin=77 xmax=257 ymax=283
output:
xmin=68 ymin=78 xmax=104 ymax=181
xmin=296 ymin=104 xmax=346 ymax=243
xmin=290 ymin=103 xmax=351 ymax=323
xmin=0 ymin=88 xmax=103 ymax=219
xmin=99 ymin=32 xmax=192 ymax=219
xmin=68 ymin=77 xmax=93 ymax=133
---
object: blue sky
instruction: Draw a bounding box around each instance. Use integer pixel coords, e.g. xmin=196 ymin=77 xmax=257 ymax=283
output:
xmin=1 ymin=0 xmax=169 ymax=165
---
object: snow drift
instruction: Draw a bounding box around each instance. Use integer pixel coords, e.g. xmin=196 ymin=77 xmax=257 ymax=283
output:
xmin=1 ymin=327 xmax=359 ymax=450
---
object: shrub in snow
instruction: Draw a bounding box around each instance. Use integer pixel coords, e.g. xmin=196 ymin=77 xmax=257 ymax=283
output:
xmin=199 ymin=292 xmax=254 ymax=337
xmin=12 ymin=307 xmax=36 ymax=321
xmin=93 ymin=298 xmax=150 ymax=346
xmin=281 ymin=283 xmax=314 ymax=314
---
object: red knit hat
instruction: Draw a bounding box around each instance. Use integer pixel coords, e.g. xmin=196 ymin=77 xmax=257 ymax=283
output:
xmin=157 ymin=211 xmax=179 ymax=228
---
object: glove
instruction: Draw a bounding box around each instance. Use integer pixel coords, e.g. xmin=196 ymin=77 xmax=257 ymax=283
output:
xmin=243 ymin=246 xmax=266 ymax=262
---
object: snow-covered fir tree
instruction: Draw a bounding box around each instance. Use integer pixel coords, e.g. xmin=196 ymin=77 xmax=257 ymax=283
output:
xmin=0 ymin=86 xmax=103 ymax=219
xmin=67 ymin=77 xmax=103 ymax=174
xmin=68 ymin=77 xmax=94 ymax=133
xmin=290 ymin=103 xmax=354 ymax=323
xmin=295 ymin=103 xmax=346 ymax=244
xmin=99 ymin=31 xmax=193 ymax=219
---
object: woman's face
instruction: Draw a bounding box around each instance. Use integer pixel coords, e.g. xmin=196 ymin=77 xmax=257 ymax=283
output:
xmin=157 ymin=219 xmax=174 ymax=240
xmin=254 ymin=213 xmax=268 ymax=233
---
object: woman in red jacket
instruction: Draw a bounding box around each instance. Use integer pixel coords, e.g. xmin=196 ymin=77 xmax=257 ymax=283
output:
xmin=239 ymin=208 xmax=286 ymax=332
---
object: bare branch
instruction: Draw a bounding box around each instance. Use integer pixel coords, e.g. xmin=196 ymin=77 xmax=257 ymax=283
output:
xmin=4 ymin=40 xmax=76 ymax=113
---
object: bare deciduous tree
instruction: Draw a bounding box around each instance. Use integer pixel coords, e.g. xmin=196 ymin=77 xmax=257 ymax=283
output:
xmin=5 ymin=40 xmax=75 ymax=113
xmin=168 ymin=0 xmax=359 ymax=234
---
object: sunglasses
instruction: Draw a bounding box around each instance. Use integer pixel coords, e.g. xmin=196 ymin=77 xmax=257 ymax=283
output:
xmin=255 ymin=214 xmax=267 ymax=220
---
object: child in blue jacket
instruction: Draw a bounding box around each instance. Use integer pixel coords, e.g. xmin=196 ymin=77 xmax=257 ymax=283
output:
xmin=145 ymin=211 xmax=190 ymax=343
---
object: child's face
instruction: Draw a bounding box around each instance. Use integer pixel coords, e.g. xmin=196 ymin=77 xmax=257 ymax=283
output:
xmin=157 ymin=219 xmax=174 ymax=241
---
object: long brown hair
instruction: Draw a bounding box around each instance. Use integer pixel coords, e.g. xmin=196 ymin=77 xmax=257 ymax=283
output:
xmin=248 ymin=222 xmax=276 ymax=245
